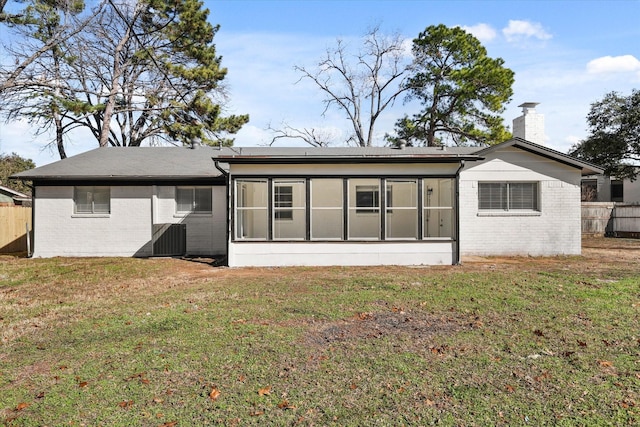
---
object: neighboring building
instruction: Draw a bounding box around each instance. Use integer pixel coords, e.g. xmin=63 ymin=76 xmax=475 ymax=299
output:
xmin=0 ymin=185 xmax=31 ymax=206
xmin=581 ymin=173 xmax=640 ymax=204
xmin=12 ymin=138 xmax=602 ymax=266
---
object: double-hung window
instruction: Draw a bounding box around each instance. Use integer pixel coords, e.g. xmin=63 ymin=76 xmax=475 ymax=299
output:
xmin=478 ymin=182 xmax=539 ymax=211
xmin=176 ymin=186 xmax=212 ymax=214
xmin=74 ymin=186 xmax=110 ymax=214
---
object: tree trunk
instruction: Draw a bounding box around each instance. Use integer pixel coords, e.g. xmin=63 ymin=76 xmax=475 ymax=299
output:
xmin=98 ymin=13 xmax=133 ymax=147
xmin=55 ymin=115 xmax=67 ymax=159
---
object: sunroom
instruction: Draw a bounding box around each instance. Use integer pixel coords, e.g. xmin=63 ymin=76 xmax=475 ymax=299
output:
xmin=216 ymin=148 xmax=481 ymax=267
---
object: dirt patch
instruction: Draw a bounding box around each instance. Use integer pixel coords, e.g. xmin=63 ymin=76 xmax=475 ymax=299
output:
xmin=306 ymin=303 xmax=474 ymax=351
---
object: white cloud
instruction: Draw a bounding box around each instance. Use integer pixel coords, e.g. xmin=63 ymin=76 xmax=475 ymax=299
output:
xmin=502 ymin=20 xmax=552 ymax=43
xmin=461 ymin=23 xmax=497 ymax=43
xmin=586 ymin=55 xmax=640 ymax=75
xmin=400 ymin=38 xmax=413 ymax=57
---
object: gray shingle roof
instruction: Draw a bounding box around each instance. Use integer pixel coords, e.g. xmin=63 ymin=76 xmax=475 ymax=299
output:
xmin=11 ymin=145 xmax=482 ymax=180
xmin=12 ymin=147 xmax=233 ymax=180
xmin=11 ymin=139 xmax=603 ymax=180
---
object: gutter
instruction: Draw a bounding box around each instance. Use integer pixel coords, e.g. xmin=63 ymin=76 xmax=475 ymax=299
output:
xmin=213 ymin=159 xmax=229 ymax=177
xmin=454 ymin=160 xmax=465 ymax=265
xmin=26 ymin=183 xmax=34 ymax=258
xmin=214 ymin=154 xmax=482 ymax=165
xmin=213 ymin=159 xmax=230 ymax=266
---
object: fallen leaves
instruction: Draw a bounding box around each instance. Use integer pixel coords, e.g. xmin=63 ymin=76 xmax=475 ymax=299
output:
xmin=118 ymin=400 xmax=134 ymax=408
xmin=277 ymin=400 xmax=296 ymax=410
xmin=127 ymin=372 xmax=150 ymax=384
xmin=258 ymin=385 xmax=271 ymax=396
xmin=209 ymin=387 xmax=221 ymax=401
xmin=16 ymin=402 xmax=30 ymax=411
xmin=598 ymin=360 xmax=614 ymax=368
xmin=533 ymin=371 xmax=551 ymax=382
xmin=356 ymin=312 xmax=372 ymax=321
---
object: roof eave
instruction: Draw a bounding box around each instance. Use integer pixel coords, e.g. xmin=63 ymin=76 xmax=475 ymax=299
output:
xmin=214 ymin=154 xmax=483 ymax=164
xmin=19 ymin=174 xmax=224 ymax=181
xmin=478 ymin=138 xmax=604 ymax=176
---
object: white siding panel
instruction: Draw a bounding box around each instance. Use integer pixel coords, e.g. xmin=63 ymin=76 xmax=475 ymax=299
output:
xmin=228 ymin=242 xmax=453 ymax=267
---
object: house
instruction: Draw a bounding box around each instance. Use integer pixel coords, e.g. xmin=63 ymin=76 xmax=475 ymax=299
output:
xmin=11 ymin=137 xmax=602 ymax=266
xmin=0 ymin=185 xmax=31 ymax=206
xmin=581 ymin=172 xmax=640 ymax=204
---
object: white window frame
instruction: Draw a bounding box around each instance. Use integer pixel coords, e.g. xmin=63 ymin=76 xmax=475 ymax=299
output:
xmin=73 ymin=186 xmax=110 ymax=215
xmin=478 ymin=182 xmax=540 ymax=212
xmin=273 ymin=183 xmax=294 ymax=220
xmin=175 ymin=186 xmax=212 ymax=214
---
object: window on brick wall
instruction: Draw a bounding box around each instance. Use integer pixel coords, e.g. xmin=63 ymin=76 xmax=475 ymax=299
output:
xmin=176 ymin=186 xmax=212 ymax=214
xmin=74 ymin=186 xmax=110 ymax=214
xmin=478 ymin=182 xmax=539 ymax=211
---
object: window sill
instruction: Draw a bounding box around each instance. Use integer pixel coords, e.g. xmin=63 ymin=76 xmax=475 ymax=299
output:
xmin=72 ymin=214 xmax=110 ymax=218
xmin=477 ymin=211 xmax=541 ymax=217
xmin=173 ymin=212 xmax=213 ymax=218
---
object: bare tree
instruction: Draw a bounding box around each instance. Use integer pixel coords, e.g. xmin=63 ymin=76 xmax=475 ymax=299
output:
xmin=0 ymin=1 xmax=97 ymax=94
xmin=287 ymin=26 xmax=411 ymax=147
xmin=0 ymin=0 xmax=100 ymax=158
xmin=267 ymin=122 xmax=336 ymax=147
xmin=0 ymin=0 xmax=248 ymax=159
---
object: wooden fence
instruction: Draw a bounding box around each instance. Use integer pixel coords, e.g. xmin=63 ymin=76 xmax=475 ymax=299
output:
xmin=0 ymin=206 xmax=32 ymax=254
xmin=582 ymin=203 xmax=640 ymax=238
xmin=612 ymin=204 xmax=640 ymax=238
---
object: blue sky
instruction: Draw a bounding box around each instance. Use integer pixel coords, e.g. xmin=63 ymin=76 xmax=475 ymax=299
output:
xmin=1 ymin=0 xmax=639 ymax=165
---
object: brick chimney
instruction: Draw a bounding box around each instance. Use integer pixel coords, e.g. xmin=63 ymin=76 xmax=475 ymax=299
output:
xmin=512 ymin=102 xmax=545 ymax=145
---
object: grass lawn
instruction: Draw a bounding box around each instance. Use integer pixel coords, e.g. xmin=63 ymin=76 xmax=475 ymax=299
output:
xmin=1 ymin=237 xmax=639 ymax=426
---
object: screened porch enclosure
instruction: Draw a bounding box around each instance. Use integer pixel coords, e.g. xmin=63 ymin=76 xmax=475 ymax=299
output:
xmin=232 ymin=177 xmax=456 ymax=242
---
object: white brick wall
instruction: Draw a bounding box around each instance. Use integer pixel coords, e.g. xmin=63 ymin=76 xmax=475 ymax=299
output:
xmin=459 ymin=147 xmax=582 ymax=256
xmin=31 ymin=146 xmax=583 ymax=261
xmin=33 ymin=185 xmax=227 ymax=257
xmin=33 ymin=186 xmax=153 ymax=257
xmin=154 ymin=185 xmax=227 ymax=255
